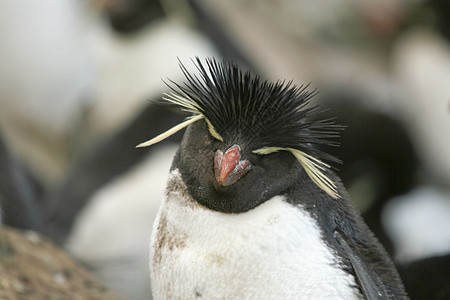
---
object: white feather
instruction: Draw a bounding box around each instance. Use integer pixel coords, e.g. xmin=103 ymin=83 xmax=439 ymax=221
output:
xmin=149 ymin=169 xmax=359 ymax=300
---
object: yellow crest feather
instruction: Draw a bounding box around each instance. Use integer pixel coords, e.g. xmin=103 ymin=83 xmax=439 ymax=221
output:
xmin=136 ymin=114 xmax=204 ymax=148
xmin=253 ymin=147 xmax=340 ymax=199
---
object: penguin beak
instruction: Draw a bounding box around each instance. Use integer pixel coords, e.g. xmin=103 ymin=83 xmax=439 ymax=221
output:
xmin=214 ymin=145 xmax=251 ymax=186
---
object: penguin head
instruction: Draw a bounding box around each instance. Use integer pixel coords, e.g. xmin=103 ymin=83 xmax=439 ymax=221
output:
xmin=137 ymin=58 xmax=342 ymax=212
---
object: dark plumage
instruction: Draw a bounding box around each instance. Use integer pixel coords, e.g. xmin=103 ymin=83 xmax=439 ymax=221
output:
xmin=166 ymin=57 xmax=341 ymax=164
xmin=141 ymin=57 xmax=408 ymax=299
xmin=0 ymin=132 xmax=41 ymax=231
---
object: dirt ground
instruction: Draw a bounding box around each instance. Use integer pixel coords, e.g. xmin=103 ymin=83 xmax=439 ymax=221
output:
xmin=0 ymin=226 xmax=129 ymax=300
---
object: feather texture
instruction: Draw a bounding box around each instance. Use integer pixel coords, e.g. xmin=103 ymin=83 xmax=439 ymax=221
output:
xmin=137 ymin=57 xmax=342 ymax=198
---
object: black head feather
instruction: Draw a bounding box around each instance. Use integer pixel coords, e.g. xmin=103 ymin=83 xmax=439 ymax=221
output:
xmin=166 ymin=57 xmax=341 ymax=163
xmin=137 ymin=57 xmax=343 ymax=199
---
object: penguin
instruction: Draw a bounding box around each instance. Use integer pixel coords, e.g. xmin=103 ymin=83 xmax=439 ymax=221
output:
xmin=137 ymin=58 xmax=407 ymax=299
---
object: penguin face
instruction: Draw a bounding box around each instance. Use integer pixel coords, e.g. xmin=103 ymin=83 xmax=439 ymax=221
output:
xmin=175 ymin=119 xmax=301 ymax=212
xmin=137 ymin=57 xmax=342 ymax=212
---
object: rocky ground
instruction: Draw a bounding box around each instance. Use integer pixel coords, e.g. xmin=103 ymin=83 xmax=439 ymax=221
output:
xmin=0 ymin=226 xmax=129 ymax=300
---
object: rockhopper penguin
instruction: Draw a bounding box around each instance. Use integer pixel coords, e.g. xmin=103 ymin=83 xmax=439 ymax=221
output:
xmin=137 ymin=58 xmax=407 ymax=299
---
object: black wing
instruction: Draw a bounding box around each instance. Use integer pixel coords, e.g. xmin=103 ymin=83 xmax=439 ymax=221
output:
xmin=287 ymin=169 xmax=408 ymax=299
xmin=334 ymin=230 xmax=389 ymax=300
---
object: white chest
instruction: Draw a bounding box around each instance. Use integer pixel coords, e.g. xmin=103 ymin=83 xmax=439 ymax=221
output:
xmin=150 ymin=170 xmax=360 ymax=300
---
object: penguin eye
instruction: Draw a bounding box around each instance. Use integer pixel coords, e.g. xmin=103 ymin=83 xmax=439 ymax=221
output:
xmin=255 ymin=146 xmax=340 ymax=199
xmin=205 ymin=118 xmax=223 ymax=141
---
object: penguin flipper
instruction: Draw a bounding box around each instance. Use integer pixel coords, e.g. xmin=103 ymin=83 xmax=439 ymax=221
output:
xmin=334 ymin=231 xmax=388 ymax=300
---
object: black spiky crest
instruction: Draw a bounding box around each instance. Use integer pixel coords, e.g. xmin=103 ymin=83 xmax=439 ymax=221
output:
xmin=137 ymin=57 xmax=342 ymax=198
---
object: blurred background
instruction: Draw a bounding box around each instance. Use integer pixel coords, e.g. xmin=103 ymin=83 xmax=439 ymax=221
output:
xmin=0 ymin=0 xmax=449 ymax=299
